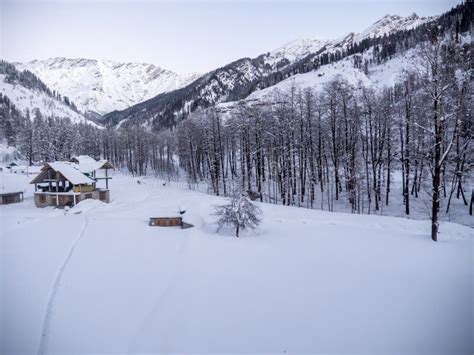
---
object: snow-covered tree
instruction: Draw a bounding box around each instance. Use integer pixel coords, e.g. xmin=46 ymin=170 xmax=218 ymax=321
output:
xmin=213 ymin=191 xmax=262 ymax=237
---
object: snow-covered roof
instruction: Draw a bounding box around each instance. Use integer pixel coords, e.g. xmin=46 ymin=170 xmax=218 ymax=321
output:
xmin=47 ymin=162 xmax=96 ymax=185
xmin=71 ymin=155 xmax=113 ymax=173
xmin=31 ymin=157 xmax=112 ymax=185
xmin=71 ymin=155 xmax=97 ymax=165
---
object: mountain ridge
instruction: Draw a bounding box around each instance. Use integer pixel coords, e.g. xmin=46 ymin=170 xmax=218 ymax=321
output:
xmin=14 ymin=58 xmax=200 ymax=116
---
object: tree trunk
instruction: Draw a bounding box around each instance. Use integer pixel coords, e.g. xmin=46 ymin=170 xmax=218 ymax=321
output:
xmin=431 ymin=96 xmax=441 ymax=242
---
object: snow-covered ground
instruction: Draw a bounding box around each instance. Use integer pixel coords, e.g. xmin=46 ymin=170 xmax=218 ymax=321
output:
xmin=1 ymin=171 xmax=472 ymax=354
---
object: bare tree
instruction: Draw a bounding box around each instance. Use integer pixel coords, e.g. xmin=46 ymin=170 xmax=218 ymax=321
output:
xmin=213 ymin=189 xmax=262 ymax=237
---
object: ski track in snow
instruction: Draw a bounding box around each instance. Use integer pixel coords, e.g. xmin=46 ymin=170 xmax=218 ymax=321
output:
xmin=127 ymin=224 xmax=191 ymax=353
xmin=36 ymin=215 xmax=90 ymax=355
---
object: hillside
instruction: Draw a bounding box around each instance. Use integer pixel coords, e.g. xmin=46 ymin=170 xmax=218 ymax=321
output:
xmin=218 ymin=30 xmax=471 ymax=110
xmin=15 ymin=58 xmax=200 ymax=116
xmin=266 ymin=13 xmax=435 ymax=68
xmin=0 ymin=61 xmax=93 ymax=125
xmin=1 ymin=171 xmax=472 ymax=354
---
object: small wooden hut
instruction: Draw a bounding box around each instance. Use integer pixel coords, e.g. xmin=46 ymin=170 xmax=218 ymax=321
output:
xmin=148 ymin=207 xmax=194 ymax=229
xmin=149 ymin=216 xmax=183 ymax=227
xmin=0 ymin=191 xmax=24 ymax=205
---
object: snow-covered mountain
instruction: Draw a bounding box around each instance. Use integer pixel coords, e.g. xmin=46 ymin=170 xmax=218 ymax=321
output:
xmin=100 ymin=11 xmax=439 ymax=130
xmin=14 ymin=58 xmax=200 ymax=116
xmin=216 ymin=12 xmax=449 ymax=111
xmin=355 ymin=13 xmax=435 ymax=41
xmin=7 ymin=11 xmax=437 ymax=130
xmin=0 ymin=61 xmax=95 ymax=125
xmin=264 ymin=13 xmax=435 ymax=69
xmin=264 ymin=37 xmax=330 ymax=69
xmin=216 ymin=46 xmax=424 ymax=114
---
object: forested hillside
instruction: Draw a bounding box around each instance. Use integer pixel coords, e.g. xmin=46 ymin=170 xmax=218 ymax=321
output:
xmin=0 ymin=60 xmax=96 ymax=148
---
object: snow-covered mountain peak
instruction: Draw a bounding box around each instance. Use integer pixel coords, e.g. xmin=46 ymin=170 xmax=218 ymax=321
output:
xmin=355 ymin=12 xmax=436 ymax=42
xmin=265 ymin=37 xmax=329 ymax=68
xmin=14 ymin=58 xmax=200 ymax=116
xmin=32 ymin=57 xmax=98 ymax=69
xmin=274 ymin=37 xmax=328 ymax=54
xmin=263 ymin=12 xmax=435 ymax=70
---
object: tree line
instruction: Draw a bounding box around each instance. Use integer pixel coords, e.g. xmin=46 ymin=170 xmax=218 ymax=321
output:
xmin=0 ymin=98 xmax=177 ymax=179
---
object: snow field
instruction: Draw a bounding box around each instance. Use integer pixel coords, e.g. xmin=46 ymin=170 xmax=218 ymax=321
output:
xmin=0 ymin=172 xmax=472 ymax=354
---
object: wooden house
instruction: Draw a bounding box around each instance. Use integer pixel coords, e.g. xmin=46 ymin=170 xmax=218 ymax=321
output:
xmin=30 ymin=156 xmax=113 ymax=208
xmin=0 ymin=191 xmax=24 ymax=205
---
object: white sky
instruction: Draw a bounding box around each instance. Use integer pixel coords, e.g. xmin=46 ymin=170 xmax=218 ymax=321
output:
xmin=1 ymin=0 xmax=461 ymax=74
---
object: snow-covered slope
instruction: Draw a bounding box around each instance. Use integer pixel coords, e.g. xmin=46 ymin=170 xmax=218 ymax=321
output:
xmin=245 ymin=22 xmax=412 ymax=103
xmin=15 ymin=58 xmax=200 ymax=115
xmin=355 ymin=13 xmax=436 ymax=42
xmin=0 ymin=73 xmax=94 ymax=125
xmin=221 ymin=28 xmax=468 ymax=109
xmin=263 ymin=13 xmax=435 ymax=70
xmin=264 ymin=37 xmax=330 ymax=68
xmin=241 ymin=48 xmax=417 ymax=103
xmin=1 ymin=172 xmax=472 ymax=354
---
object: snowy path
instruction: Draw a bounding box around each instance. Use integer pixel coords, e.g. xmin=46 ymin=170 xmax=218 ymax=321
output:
xmin=36 ymin=216 xmax=90 ymax=355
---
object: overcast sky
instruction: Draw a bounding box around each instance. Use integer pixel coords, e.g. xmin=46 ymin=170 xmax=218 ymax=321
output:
xmin=1 ymin=0 xmax=461 ymax=74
